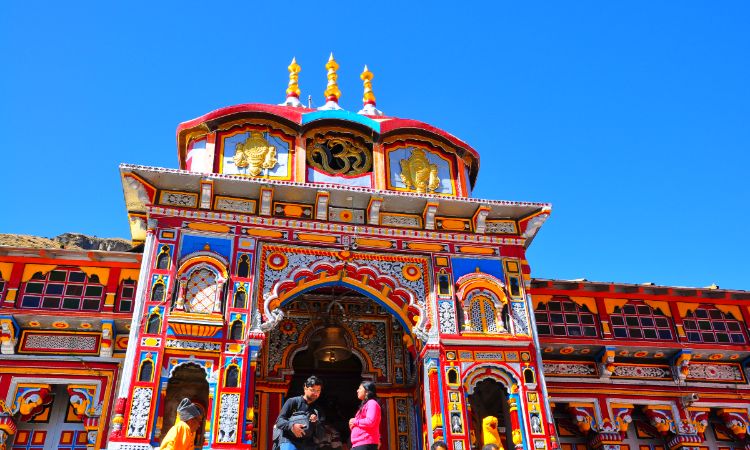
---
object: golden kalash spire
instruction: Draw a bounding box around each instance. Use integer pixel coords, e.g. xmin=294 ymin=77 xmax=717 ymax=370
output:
xmin=358 ymin=65 xmax=383 ymax=116
xmin=280 ymin=57 xmax=303 ymax=107
xmin=319 ymin=53 xmax=342 ymax=110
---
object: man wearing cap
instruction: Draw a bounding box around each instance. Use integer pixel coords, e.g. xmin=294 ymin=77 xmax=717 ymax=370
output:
xmin=160 ymin=398 xmax=203 ymax=450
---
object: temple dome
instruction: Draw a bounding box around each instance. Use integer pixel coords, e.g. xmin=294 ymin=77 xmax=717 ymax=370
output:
xmin=176 ymin=103 xmax=479 ymax=197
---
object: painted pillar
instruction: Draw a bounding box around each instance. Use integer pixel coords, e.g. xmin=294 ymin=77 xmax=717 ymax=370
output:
xmin=422 ymin=347 xmax=445 ymax=445
xmin=109 ymin=224 xmax=156 ymax=443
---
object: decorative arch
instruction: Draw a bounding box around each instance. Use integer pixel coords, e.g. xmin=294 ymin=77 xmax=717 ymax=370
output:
xmin=462 ymin=363 xmax=521 ymax=395
xmin=262 ymin=259 xmax=426 ymax=338
xmin=273 ymin=319 xmax=380 ymax=380
xmin=168 ymin=361 xmax=211 ymax=380
xmin=175 ymin=256 xmax=228 ymax=314
xmin=455 ymin=272 xmax=509 ymax=334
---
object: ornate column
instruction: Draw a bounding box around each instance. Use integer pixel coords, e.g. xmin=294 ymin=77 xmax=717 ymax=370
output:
xmin=507 ymin=389 xmax=524 ymax=450
xmin=110 ymin=224 xmax=157 ymax=441
xmin=422 ymin=346 xmax=444 ymax=444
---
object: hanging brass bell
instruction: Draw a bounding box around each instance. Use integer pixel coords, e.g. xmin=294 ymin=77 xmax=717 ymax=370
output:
xmin=314 ymin=325 xmax=352 ymax=363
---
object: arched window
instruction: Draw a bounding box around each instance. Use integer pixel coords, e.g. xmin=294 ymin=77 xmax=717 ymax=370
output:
xmin=117 ymin=279 xmax=137 ymax=312
xmin=230 ymin=321 xmax=244 ymax=340
xmin=237 ymin=254 xmax=250 ymax=278
xmin=151 ymin=281 xmax=165 ymax=302
xmin=233 ymin=288 xmax=246 ymax=309
xmin=20 ymin=267 xmax=105 ymax=311
xmin=146 ymin=313 xmax=161 ymax=334
xmin=523 ymin=368 xmax=535 ymax=384
xmin=185 ymin=268 xmax=218 ymax=314
xmin=225 ymin=365 xmax=239 ymax=388
xmin=156 ymin=246 xmax=171 ymax=270
xmin=139 ymin=360 xmax=154 ymax=382
xmin=535 ymin=297 xmax=599 ymax=337
xmin=683 ymin=306 xmax=746 ymax=344
xmin=470 ymin=295 xmax=498 ymax=332
xmin=610 ymin=302 xmax=674 ymax=340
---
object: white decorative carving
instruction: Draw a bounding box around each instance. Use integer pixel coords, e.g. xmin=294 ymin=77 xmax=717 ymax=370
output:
xmin=159 ymin=191 xmax=198 ymax=208
xmin=688 ymin=363 xmax=743 ymax=381
xmin=217 ymin=393 xmax=240 ymax=443
xmin=215 ymin=197 xmax=256 ymax=214
xmin=126 ymin=388 xmax=153 ymax=438
xmin=439 ymin=300 xmax=457 ymax=334
xmin=612 ymin=365 xmax=671 ymax=379
xmin=486 ymin=221 xmax=517 ymax=234
xmin=543 ymin=362 xmax=596 ymax=376
xmin=381 ymin=214 xmax=421 ymax=228
xmin=165 ymin=339 xmax=221 ymax=352
xmin=24 ymin=334 xmax=99 ymax=352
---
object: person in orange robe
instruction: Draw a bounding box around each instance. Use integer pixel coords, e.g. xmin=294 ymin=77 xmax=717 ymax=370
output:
xmin=160 ymin=398 xmax=203 ymax=450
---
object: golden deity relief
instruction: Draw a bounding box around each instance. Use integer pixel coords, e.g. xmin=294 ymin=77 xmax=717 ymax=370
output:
xmin=399 ymin=149 xmax=440 ymax=193
xmin=232 ymin=131 xmax=278 ymax=176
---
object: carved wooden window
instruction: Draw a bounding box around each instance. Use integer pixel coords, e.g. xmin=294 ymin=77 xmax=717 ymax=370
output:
xmin=156 ymin=245 xmax=171 ymax=270
xmin=469 ymin=295 xmax=498 ymax=332
xmin=151 ymin=280 xmax=165 ymax=302
xmin=233 ymin=288 xmax=246 ymax=309
xmin=237 ymin=254 xmax=250 ymax=278
xmin=230 ymin=320 xmax=243 ymax=340
xmin=146 ymin=313 xmax=161 ymax=334
xmin=610 ymin=302 xmax=674 ymax=340
xmin=535 ymin=297 xmax=598 ymax=337
xmin=20 ymin=268 xmax=104 ymax=311
xmin=185 ymin=268 xmax=218 ymax=314
xmin=225 ymin=365 xmax=239 ymax=388
xmin=117 ymin=279 xmax=137 ymax=312
xmin=139 ymin=360 xmax=154 ymax=382
xmin=306 ymin=133 xmax=372 ymax=176
xmin=683 ymin=306 xmax=746 ymax=344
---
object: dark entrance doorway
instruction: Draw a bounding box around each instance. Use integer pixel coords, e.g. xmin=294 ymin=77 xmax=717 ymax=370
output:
xmin=161 ymin=363 xmax=210 ymax=446
xmin=468 ymin=378 xmax=511 ymax=450
xmin=286 ymin=335 xmax=364 ymax=449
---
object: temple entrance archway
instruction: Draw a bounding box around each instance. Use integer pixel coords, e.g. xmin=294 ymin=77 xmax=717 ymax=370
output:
xmin=160 ymin=363 xmax=210 ymax=447
xmin=468 ymin=378 xmax=512 ymax=449
xmin=259 ymin=286 xmax=420 ymax=450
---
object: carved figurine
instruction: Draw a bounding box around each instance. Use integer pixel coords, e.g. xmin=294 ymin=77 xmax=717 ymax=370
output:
xmin=399 ymin=149 xmax=440 ymax=193
xmin=232 ymin=132 xmax=277 ymax=176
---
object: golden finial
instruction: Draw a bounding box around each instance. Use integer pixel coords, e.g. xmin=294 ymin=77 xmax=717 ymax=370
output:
xmin=324 ymin=53 xmax=341 ymax=102
xmin=286 ymin=57 xmax=301 ymax=97
xmin=361 ymin=65 xmax=375 ymax=105
xmin=358 ymin=64 xmax=383 ymax=116
xmin=281 ymin=57 xmax=303 ymax=108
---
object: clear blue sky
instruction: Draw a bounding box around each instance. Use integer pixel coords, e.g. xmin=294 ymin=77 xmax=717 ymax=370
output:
xmin=2 ymin=2 xmax=748 ymax=289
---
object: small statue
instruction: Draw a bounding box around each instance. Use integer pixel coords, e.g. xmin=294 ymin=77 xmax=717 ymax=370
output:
xmin=233 ymin=132 xmax=278 ymax=176
xmin=400 ymin=149 xmax=440 ymax=193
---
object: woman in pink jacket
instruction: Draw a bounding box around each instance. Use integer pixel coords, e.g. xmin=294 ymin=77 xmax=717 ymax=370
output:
xmin=348 ymin=381 xmax=381 ymax=450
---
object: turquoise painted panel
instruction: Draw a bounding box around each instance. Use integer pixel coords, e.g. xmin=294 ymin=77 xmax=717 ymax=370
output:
xmin=301 ymin=110 xmax=381 ymax=132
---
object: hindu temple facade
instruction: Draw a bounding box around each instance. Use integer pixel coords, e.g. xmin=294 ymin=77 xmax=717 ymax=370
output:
xmin=0 ymin=56 xmax=749 ymax=450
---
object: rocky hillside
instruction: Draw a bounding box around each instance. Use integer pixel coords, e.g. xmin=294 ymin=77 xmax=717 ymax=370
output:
xmin=0 ymin=232 xmax=133 ymax=252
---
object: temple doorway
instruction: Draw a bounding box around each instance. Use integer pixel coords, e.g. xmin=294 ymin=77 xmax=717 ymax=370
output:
xmin=467 ymin=378 xmax=512 ymax=450
xmin=286 ymin=340 xmax=364 ymax=448
xmin=160 ymin=363 xmax=210 ymax=446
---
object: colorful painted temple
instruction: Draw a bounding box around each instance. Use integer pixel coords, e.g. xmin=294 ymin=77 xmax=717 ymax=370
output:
xmin=1 ymin=56 xmax=749 ymax=450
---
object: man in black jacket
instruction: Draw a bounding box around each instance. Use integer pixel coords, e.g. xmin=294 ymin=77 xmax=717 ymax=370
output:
xmin=275 ymin=375 xmax=325 ymax=450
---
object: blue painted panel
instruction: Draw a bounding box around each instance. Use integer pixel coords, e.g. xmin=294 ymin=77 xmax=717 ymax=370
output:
xmin=181 ymin=235 xmax=232 ymax=260
xmin=451 ymin=257 xmax=505 ymax=280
